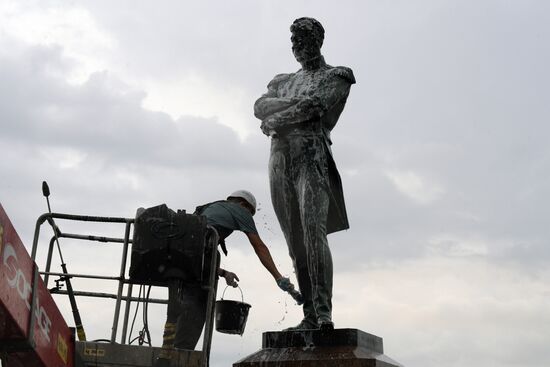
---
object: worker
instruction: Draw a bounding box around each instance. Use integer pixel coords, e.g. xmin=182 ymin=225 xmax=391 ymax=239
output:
xmin=155 ymin=190 xmax=298 ymax=367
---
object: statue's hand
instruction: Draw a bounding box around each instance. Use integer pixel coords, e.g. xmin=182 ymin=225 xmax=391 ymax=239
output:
xmin=261 ymin=117 xmax=277 ymax=136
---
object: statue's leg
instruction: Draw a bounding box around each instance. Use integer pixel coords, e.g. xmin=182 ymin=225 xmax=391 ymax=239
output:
xmin=296 ymin=137 xmax=333 ymax=325
xmin=269 ymin=139 xmax=316 ymax=327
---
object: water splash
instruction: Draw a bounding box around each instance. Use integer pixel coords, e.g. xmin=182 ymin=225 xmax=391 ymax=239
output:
xmin=276 ymin=298 xmax=288 ymax=325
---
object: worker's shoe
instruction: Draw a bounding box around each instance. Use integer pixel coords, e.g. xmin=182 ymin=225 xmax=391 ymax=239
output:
xmin=283 ymin=318 xmax=318 ymax=331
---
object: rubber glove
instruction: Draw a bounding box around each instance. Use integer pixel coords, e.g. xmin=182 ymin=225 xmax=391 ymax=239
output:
xmin=276 ymin=277 xmax=304 ymax=305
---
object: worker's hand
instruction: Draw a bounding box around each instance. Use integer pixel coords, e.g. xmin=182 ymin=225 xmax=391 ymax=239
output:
xmin=276 ymin=277 xmax=295 ymax=292
xmin=222 ymin=270 xmax=239 ymax=288
xmin=276 ymin=277 xmax=304 ymax=305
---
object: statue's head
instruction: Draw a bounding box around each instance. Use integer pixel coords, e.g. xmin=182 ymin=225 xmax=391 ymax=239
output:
xmin=290 ymin=17 xmax=324 ymax=64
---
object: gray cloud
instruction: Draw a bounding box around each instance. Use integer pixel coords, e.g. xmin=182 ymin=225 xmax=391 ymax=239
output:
xmin=0 ymin=45 xmax=263 ymax=171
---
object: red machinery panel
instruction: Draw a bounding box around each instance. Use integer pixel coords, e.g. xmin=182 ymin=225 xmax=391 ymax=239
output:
xmin=0 ymin=203 xmax=74 ymax=367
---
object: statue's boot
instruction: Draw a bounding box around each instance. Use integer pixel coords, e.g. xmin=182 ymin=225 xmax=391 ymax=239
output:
xmin=284 ymin=266 xmax=317 ymax=331
xmin=312 ymin=247 xmax=333 ymax=330
xmin=283 ymin=316 xmax=318 ymax=331
xmin=314 ymin=286 xmax=333 ymax=330
xmin=284 ymin=299 xmax=317 ymax=330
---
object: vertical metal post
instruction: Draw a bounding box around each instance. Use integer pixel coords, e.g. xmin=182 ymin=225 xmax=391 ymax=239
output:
xmin=110 ymin=221 xmax=132 ymax=343
xmin=120 ymin=283 xmax=133 ymax=344
xmin=44 ymin=236 xmax=56 ymax=287
xmin=201 ymin=229 xmax=220 ymax=367
xmin=31 ymin=214 xmax=49 ymax=260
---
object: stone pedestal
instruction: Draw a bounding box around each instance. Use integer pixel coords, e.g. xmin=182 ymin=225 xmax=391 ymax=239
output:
xmin=233 ymin=329 xmax=402 ymax=367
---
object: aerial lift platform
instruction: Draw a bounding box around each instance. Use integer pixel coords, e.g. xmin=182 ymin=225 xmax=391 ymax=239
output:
xmin=0 ymin=202 xmax=220 ymax=367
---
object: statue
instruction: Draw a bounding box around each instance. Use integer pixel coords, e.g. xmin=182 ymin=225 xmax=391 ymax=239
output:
xmin=254 ymin=17 xmax=355 ymax=330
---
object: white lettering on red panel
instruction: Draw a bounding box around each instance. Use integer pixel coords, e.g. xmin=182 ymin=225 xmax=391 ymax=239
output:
xmin=3 ymin=243 xmax=52 ymax=343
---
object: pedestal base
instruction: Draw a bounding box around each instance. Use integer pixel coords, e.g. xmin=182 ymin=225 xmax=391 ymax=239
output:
xmin=233 ymin=329 xmax=402 ymax=367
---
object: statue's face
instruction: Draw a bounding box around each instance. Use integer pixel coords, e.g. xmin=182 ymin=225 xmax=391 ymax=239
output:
xmin=291 ymin=31 xmax=320 ymax=63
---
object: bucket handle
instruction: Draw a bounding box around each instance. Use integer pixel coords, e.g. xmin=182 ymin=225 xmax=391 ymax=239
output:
xmin=221 ymin=285 xmax=244 ymax=302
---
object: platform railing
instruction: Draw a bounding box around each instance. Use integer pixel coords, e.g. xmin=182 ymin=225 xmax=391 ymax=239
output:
xmin=31 ymin=211 xmax=219 ymax=367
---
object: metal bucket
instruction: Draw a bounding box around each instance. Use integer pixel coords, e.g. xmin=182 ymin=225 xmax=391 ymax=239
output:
xmin=215 ymin=286 xmax=251 ymax=335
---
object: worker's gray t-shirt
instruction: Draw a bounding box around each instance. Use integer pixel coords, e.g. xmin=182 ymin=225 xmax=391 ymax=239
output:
xmin=201 ymin=201 xmax=258 ymax=235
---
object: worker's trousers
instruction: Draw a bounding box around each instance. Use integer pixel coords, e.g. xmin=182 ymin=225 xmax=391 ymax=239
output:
xmin=160 ymin=281 xmax=208 ymax=355
xmin=269 ymin=134 xmax=333 ymax=324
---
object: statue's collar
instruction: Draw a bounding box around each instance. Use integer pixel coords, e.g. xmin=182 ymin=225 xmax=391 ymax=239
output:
xmin=301 ymin=55 xmax=326 ymax=71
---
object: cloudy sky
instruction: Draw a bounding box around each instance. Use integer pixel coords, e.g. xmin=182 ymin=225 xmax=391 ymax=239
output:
xmin=1 ymin=1 xmax=549 ymax=366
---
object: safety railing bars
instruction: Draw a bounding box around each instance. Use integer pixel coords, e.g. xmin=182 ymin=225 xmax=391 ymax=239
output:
xmin=31 ymin=211 xmax=220 ymax=367
xmin=48 ymin=289 xmax=168 ymax=304
xmin=31 ymin=212 xmax=143 ymax=345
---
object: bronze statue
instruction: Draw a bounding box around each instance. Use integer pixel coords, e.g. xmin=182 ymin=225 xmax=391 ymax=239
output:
xmin=254 ymin=17 xmax=355 ymax=330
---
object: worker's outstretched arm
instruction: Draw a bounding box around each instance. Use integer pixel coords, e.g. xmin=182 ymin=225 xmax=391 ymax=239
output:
xmin=246 ymin=232 xmax=304 ymax=304
xmin=246 ymin=232 xmax=283 ymax=280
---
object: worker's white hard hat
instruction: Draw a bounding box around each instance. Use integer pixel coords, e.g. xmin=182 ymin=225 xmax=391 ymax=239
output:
xmin=228 ymin=190 xmax=257 ymax=215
